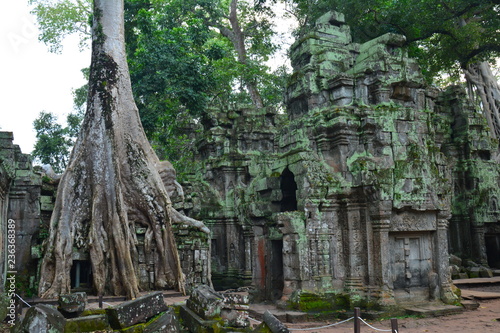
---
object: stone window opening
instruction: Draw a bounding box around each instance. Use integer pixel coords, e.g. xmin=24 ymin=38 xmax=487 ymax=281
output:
xmin=280 ymin=167 xmax=298 ymax=212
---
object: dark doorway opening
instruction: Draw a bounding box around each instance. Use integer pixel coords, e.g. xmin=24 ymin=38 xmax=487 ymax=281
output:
xmin=71 ymin=260 xmax=92 ymax=290
xmin=485 ymin=234 xmax=500 ymax=268
xmin=280 ymin=167 xmax=297 ymax=212
xmin=269 ymin=240 xmax=284 ymax=300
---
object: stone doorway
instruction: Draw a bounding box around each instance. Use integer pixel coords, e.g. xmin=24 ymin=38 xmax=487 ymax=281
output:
xmin=71 ymin=260 xmax=93 ymax=290
xmin=390 ymin=232 xmax=433 ymax=303
xmin=280 ymin=167 xmax=297 ymax=212
xmin=485 ymin=233 xmax=500 ymax=268
xmin=269 ymin=240 xmax=284 ymax=300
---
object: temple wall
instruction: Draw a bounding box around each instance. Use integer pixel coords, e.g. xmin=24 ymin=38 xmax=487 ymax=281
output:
xmin=185 ymin=11 xmax=500 ymax=307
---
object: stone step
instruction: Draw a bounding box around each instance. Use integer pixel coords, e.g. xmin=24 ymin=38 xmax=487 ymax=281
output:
xmin=404 ymin=303 xmax=463 ymax=317
xmin=248 ymin=305 xmax=309 ymax=324
xmin=460 ymin=300 xmax=480 ymax=311
xmin=461 ymin=289 xmax=500 ymax=300
xmin=453 ymin=276 xmax=500 ymax=286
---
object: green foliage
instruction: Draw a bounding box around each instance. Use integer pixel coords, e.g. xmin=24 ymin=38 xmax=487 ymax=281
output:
xmin=29 ymin=0 xmax=92 ymax=53
xmin=32 ymin=111 xmax=82 ymax=173
xmin=30 ymin=0 xmax=288 ymax=171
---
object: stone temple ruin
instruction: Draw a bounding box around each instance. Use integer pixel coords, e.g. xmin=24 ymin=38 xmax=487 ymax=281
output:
xmin=180 ymin=11 xmax=500 ymax=308
xmin=1 ymin=10 xmax=500 ymax=318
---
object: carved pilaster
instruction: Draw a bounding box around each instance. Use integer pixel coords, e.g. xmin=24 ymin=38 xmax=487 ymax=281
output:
xmin=242 ymin=226 xmax=253 ymax=282
xmin=343 ymin=198 xmax=365 ymax=291
xmin=370 ymin=208 xmax=395 ymax=305
xmin=471 ymin=224 xmax=488 ymax=265
xmin=436 ymin=216 xmax=457 ymax=303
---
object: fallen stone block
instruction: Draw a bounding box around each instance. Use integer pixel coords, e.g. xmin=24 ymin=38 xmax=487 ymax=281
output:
xmin=14 ymin=304 xmax=66 ymax=333
xmin=64 ymin=314 xmax=110 ymax=332
xmin=262 ymin=310 xmax=289 ymax=333
xmin=461 ymin=300 xmax=479 ymax=311
xmin=479 ymin=267 xmax=493 ymax=278
xmin=144 ymin=309 xmax=180 ymax=333
xmin=106 ymin=291 xmax=168 ymax=329
xmin=449 ymin=254 xmax=462 ymax=266
xmin=468 ymin=267 xmax=481 ymax=278
xmin=180 ymin=303 xmax=220 ymax=333
xmin=187 ymin=284 xmax=223 ymax=320
xmin=58 ymin=292 xmax=87 ymax=317
xmin=220 ymin=291 xmax=250 ymax=328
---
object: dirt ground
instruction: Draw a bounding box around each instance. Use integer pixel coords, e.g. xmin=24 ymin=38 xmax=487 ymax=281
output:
xmin=279 ymin=298 xmax=500 ymax=333
xmin=280 ymin=286 xmax=500 ymax=333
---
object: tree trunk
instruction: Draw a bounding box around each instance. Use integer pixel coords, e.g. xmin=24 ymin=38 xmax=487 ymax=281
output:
xmin=38 ymin=0 xmax=203 ymax=299
xmin=227 ymin=0 xmax=264 ymax=108
xmin=464 ymin=61 xmax=500 ymax=143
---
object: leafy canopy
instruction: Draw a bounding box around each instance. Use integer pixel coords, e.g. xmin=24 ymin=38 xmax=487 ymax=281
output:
xmin=30 ymin=0 xmax=287 ymax=174
xmin=32 ymin=111 xmax=82 ymax=173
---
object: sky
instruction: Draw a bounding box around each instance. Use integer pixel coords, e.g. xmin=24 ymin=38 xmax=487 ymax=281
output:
xmin=0 ymin=2 xmax=90 ymax=154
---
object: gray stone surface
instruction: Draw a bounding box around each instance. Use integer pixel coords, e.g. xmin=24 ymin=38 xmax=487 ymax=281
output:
xmin=262 ymin=310 xmax=290 ymax=333
xmin=14 ymin=304 xmax=66 ymax=333
xmin=64 ymin=314 xmax=110 ymax=332
xmin=143 ymin=309 xmax=180 ymax=333
xmin=106 ymin=291 xmax=168 ymax=329
xmin=58 ymin=292 xmax=87 ymax=317
xmin=183 ymin=11 xmax=474 ymax=307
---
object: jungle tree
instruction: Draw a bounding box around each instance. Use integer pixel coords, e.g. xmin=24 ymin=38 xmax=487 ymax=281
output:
xmin=38 ymin=0 xmax=209 ymax=299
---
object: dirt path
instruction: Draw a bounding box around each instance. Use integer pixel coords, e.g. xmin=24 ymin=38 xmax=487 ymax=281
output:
xmin=279 ymin=298 xmax=500 ymax=333
xmin=280 ymin=286 xmax=500 ymax=333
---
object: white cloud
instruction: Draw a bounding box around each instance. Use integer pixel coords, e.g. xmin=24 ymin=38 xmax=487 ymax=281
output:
xmin=0 ymin=2 xmax=90 ymax=154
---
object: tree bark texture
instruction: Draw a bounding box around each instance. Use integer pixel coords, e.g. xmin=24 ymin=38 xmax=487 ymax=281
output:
xmin=38 ymin=0 xmax=199 ymax=299
xmin=465 ymin=61 xmax=500 ymax=143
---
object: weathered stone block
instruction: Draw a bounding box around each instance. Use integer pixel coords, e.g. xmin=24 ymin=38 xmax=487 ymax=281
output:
xmin=64 ymin=314 xmax=110 ymax=332
xmin=14 ymin=304 xmax=66 ymax=333
xmin=467 ymin=267 xmax=481 ymax=278
xmin=40 ymin=195 xmax=54 ymax=211
xmin=450 ymin=265 xmax=461 ymax=279
xmin=479 ymin=266 xmax=493 ymax=278
xmin=179 ymin=304 xmax=220 ymax=333
xmin=262 ymin=310 xmax=289 ymax=333
xmin=187 ymin=285 xmax=223 ymax=320
xmin=58 ymin=292 xmax=87 ymax=317
xmin=220 ymin=308 xmax=249 ymax=328
xmin=449 ymin=254 xmax=462 ymax=266
xmin=143 ymin=309 xmax=180 ymax=333
xmin=106 ymin=291 xmax=168 ymax=329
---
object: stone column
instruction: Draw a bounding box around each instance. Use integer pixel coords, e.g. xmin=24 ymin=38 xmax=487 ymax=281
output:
xmin=242 ymin=226 xmax=253 ymax=283
xmin=370 ymin=203 xmax=395 ymax=305
xmin=471 ymin=224 xmax=488 ymax=265
xmin=436 ymin=214 xmax=457 ymax=303
xmin=344 ymin=199 xmax=364 ymax=291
